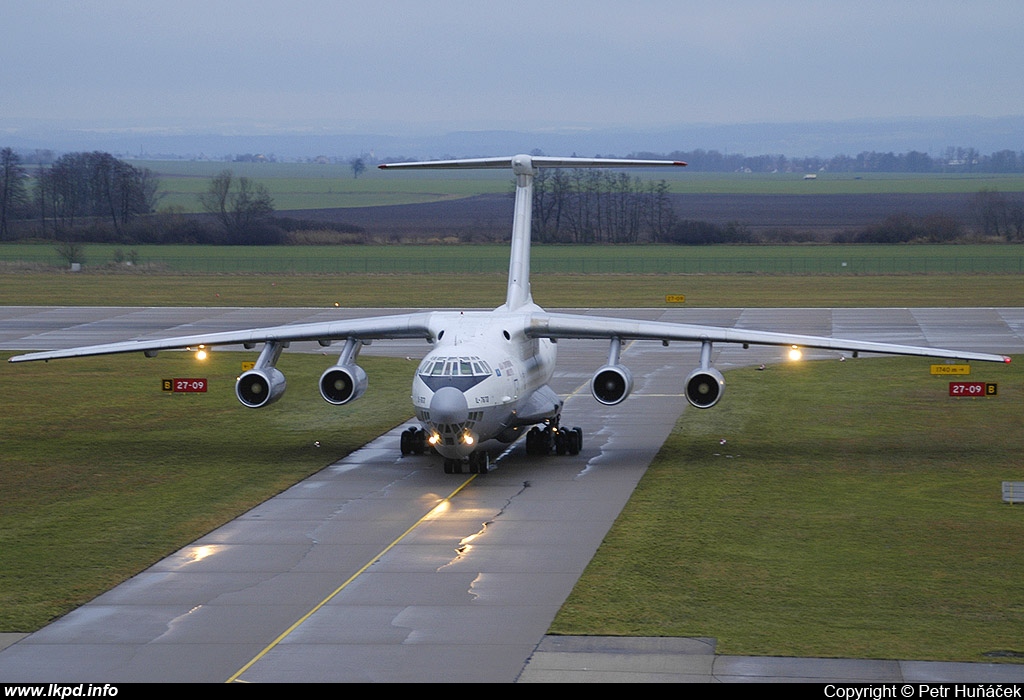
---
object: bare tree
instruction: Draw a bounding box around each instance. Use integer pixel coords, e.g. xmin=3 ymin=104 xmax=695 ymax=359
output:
xmin=199 ymin=170 xmax=276 ymax=244
xmin=0 ymin=147 xmax=29 ymax=240
xmin=529 ymin=168 xmax=677 ymax=245
xmin=31 ymin=152 xmax=160 ymax=237
xmin=969 ymin=188 xmax=1008 ymax=239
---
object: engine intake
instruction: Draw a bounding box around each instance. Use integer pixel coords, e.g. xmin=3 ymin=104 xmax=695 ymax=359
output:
xmin=319 ymin=364 xmax=368 ymax=405
xmin=236 ymin=368 xmax=287 ymax=408
xmin=591 ymin=364 xmax=633 ymax=406
xmin=685 ymin=368 xmax=725 ymax=409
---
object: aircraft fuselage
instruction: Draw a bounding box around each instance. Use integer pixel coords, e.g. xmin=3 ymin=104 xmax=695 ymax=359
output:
xmin=412 ymin=308 xmax=558 ymax=460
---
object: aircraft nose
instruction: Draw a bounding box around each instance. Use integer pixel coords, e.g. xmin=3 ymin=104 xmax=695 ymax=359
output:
xmin=430 ymin=386 xmax=469 ymax=426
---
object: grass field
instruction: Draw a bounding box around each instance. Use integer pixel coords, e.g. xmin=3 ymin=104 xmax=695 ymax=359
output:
xmin=147 ymin=161 xmax=512 ymax=210
xmin=552 ymin=356 xmax=1024 ymax=663
xmin=3 ymin=242 xmax=1024 ymax=276
xmin=1 ymin=270 xmax=1023 ymax=309
xmin=135 ymin=160 xmax=1024 ymax=212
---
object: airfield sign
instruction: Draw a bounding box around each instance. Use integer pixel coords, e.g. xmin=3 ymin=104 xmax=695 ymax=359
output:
xmin=163 ymin=378 xmax=208 ymax=393
xmin=931 ymin=364 xmax=971 ymax=375
xmin=948 ymin=381 xmax=997 ymax=397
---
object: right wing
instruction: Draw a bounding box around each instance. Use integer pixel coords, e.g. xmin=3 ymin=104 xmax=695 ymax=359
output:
xmin=527 ymin=311 xmax=1012 ymax=364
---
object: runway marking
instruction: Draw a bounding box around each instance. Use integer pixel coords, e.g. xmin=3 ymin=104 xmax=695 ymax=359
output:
xmin=225 ymin=474 xmax=478 ymax=683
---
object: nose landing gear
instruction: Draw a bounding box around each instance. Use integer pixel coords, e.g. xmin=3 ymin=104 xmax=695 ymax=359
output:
xmin=443 ymin=451 xmax=490 ymax=475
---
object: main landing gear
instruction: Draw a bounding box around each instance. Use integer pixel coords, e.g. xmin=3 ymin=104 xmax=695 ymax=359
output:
xmin=399 ymin=427 xmax=428 ymax=456
xmin=524 ymin=420 xmax=582 ymax=457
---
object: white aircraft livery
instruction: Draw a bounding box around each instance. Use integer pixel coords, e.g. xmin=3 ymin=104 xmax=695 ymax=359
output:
xmin=9 ymin=155 xmax=1012 ymax=474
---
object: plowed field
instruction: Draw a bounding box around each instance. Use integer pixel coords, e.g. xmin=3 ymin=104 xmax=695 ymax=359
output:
xmin=288 ymin=192 xmax=976 ymax=240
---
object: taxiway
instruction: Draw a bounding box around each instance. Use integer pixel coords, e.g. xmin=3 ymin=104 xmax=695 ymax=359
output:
xmin=1 ymin=306 xmax=1022 ymax=682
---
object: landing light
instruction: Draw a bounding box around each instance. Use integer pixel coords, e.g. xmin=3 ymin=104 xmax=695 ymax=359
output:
xmin=428 ymin=432 xmax=441 ymax=446
xmin=462 ymin=432 xmax=475 ymax=446
xmin=195 ymin=345 xmax=209 ymax=361
xmin=788 ymin=346 xmax=803 ymax=362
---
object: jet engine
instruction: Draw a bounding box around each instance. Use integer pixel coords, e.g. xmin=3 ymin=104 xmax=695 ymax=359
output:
xmin=319 ymin=364 xmax=368 ymax=405
xmin=591 ymin=364 xmax=633 ymax=406
xmin=684 ymin=367 xmax=725 ymax=409
xmin=236 ymin=368 xmax=287 ymax=408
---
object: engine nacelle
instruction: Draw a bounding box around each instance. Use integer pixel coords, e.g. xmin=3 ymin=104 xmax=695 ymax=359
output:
xmin=591 ymin=364 xmax=634 ymax=406
xmin=685 ymin=367 xmax=725 ymax=409
xmin=319 ymin=364 xmax=368 ymax=405
xmin=235 ymin=368 xmax=287 ymax=408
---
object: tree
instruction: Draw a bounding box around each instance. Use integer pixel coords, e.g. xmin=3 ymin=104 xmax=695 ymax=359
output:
xmin=31 ymin=152 xmax=160 ymax=238
xmin=530 ymin=169 xmax=676 ymax=244
xmin=0 ymin=147 xmax=29 ymax=240
xmin=198 ymin=170 xmax=276 ymax=244
xmin=350 ymin=157 xmax=366 ymax=179
xmin=969 ymin=188 xmax=1008 ymax=239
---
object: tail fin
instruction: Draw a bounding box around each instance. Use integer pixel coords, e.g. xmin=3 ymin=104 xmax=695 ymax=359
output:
xmin=379 ymin=155 xmax=686 ymax=311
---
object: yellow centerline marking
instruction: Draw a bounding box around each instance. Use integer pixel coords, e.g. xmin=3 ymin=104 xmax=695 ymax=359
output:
xmin=226 ymin=474 xmax=477 ymax=683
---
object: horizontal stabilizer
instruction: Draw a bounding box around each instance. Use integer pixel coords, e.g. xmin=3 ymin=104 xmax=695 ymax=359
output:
xmin=379 ymin=155 xmax=687 ymax=172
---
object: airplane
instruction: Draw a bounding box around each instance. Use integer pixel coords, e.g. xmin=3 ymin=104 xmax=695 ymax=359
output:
xmin=8 ymin=154 xmax=1012 ymax=474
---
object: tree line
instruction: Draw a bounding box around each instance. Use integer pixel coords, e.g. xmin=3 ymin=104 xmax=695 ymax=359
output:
xmin=1 ymin=148 xmax=160 ymax=241
xmin=663 ymin=188 xmax=1024 ymax=245
xmin=1 ymin=149 xmax=371 ymax=246
xmin=630 ymin=147 xmax=1024 ymax=174
xmin=4 ymin=146 xmax=1023 ymax=248
xmin=530 ymin=169 xmax=676 ymax=244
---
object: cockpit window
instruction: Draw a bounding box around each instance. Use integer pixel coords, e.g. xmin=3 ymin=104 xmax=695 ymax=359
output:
xmin=419 ymin=356 xmax=492 ymax=377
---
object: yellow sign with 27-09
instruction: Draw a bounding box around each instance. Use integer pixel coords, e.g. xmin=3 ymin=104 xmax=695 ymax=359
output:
xmin=931 ymin=364 xmax=970 ymax=375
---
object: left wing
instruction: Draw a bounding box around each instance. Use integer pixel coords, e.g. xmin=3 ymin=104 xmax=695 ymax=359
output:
xmin=7 ymin=312 xmax=436 ymax=363
xmin=527 ymin=311 xmax=1011 ymax=364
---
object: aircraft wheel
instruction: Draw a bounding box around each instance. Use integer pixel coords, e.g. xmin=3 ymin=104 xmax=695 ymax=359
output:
xmin=554 ymin=430 xmax=567 ymax=455
xmin=540 ymin=428 xmax=553 ymax=455
xmin=468 ymin=451 xmax=489 ymax=474
xmin=567 ymin=429 xmax=581 ymax=456
xmin=525 ymin=427 xmax=540 ymax=455
xmin=400 ymin=428 xmax=412 ymax=455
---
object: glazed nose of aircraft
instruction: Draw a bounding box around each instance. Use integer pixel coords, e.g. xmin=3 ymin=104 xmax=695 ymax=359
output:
xmin=430 ymin=386 xmax=469 ymax=426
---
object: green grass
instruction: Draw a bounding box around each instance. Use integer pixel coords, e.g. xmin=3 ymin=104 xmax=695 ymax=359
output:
xmin=0 ymin=351 xmax=413 ymax=631
xmin=145 ymin=161 xmax=511 ymax=211
xmin=552 ymin=356 xmax=1024 ymax=663
xmin=4 ymin=243 xmax=1023 ymax=275
xmin=1 ymin=270 xmax=1023 ymax=308
xmin=131 ymin=161 xmax=1024 ymax=212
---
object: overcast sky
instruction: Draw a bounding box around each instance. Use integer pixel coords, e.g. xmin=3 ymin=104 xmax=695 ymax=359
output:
xmin=3 ymin=1 xmax=1024 ymax=135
